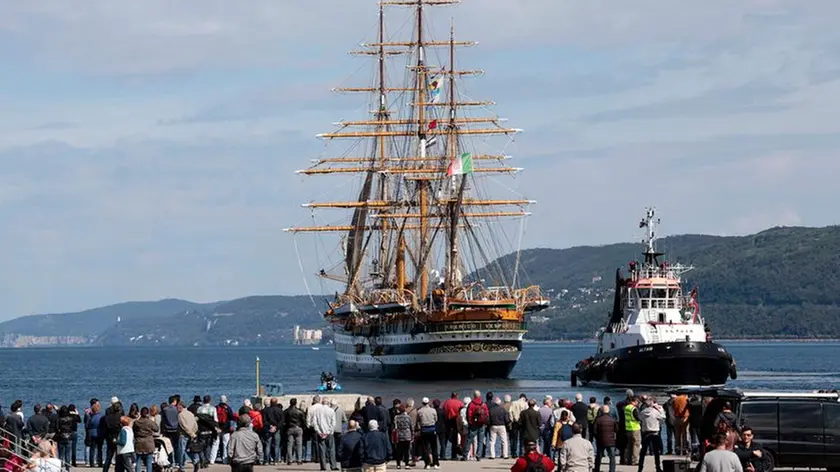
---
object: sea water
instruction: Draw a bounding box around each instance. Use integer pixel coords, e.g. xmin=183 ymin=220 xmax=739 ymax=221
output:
xmin=1 ymin=341 xmax=838 ymax=411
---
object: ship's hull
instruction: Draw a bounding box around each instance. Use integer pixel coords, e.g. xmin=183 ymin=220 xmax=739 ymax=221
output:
xmin=332 ymin=322 xmax=524 ymax=380
xmin=573 ymin=341 xmax=736 ymax=388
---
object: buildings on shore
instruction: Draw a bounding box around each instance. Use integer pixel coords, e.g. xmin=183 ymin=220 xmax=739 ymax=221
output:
xmin=293 ymin=325 xmax=323 ymax=345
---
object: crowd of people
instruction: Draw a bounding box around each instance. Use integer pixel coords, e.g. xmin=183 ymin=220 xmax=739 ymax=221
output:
xmin=0 ymin=389 xmax=770 ymax=472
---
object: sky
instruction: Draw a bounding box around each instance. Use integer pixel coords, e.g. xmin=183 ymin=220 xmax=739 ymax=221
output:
xmin=0 ymin=0 xmax=839 ymax=318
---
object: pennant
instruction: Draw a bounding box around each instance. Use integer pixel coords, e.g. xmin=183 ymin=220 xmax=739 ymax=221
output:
xmin=447 ymin=152 xmax=474 ymax=176
xmin=428 ymin=119 xmax=438 ymax=130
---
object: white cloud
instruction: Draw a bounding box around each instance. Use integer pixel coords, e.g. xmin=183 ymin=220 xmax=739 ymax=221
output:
xmin=0 ymin=0 xmax=839 ymax=316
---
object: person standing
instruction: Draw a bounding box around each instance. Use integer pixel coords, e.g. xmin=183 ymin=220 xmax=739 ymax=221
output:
xmin=623 ymin=397 xmax=641 ymax=466
xmin=260 ymin=398 xmax=283 ymax=465
xmin=417 ymin=398 xmax=440 ymax=469
xmin=699 ymin=433 xmax=743 ymax=472
xmin=338 ymin=420 xmax=364 ymax=472
xmin=594 ymin=405 xmax=617 ymax=472
xmin=558 ymin=424 xmax=594 ymax=472
xmin=488 ymin=397 xmax=510 ymax=459
xmin=115 ymin=416 xmax=135 ymax=472
xmin=331 ymin=399 xmax=347 ymax=468
xmin=586 ymin=397 xmax=600 ymax=448
xmin=177 ymin=401 xmax=199 ymax=472
xmin=734 ymin=428 xmax=765 ymax=472
xmin=392 ymin=406 xmax=412 ymax=469
xmin=663 ymin=395 xmax=676 ymax=455
xmin=133 ymin=407 xmax=158 ymax=472
xmin=361 ymin=420 xmax=391 ymax=472
xmin=87 ymin=401 xmax=105 ymax=467
xmin=68 ymin=404 xmax=82 ymax=467
xmin=283 ymin=399 xmax=306 ymax=466
xmin=310 ymin=397 xmax=338 ymax=471
xmin=508 ymin=394 xmax=528 ymax=458
xmin=161 ymin=397 xmax=181 ymax=467
xmin=570 ymin=394 xmax=589 ymax=440
xmin=688 ymin=396 xmax=704 ymax=455
xmin=673 ymin=394 xmax=690 ymax=456
xmin=519 ymin=400 xmax=541 ymax=453
xmin=616 ymin=390 xmax=632 ymax=465
xmin=466 ymin=391 xmax=490 ymax=462
xmin=441 ymin=394 xmax=463 ymax=460
xmin=227 ymin=416 xmax=262 ymax=472
xmin=638 ymin=398 xmax=664 ymax=472
xmin=216 ymin=396 xmax=235 ymax=465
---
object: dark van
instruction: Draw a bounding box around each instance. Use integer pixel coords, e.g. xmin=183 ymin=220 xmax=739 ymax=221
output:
xmin=670 ymin=388 xmax=840 ymax=471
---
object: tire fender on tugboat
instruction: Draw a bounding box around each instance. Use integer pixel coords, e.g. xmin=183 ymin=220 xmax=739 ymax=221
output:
xmin=730 ymin=360 xmax=738 ymax=380
xmin=570 ymin=371 xmax=577 ymax=387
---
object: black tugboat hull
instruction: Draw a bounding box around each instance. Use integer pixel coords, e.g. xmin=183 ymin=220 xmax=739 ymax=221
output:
xmin=574 ymin=341 xmax=735 ymax=388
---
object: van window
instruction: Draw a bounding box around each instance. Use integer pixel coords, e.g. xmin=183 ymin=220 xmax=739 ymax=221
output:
xmin=778 ymin=402 xmax=824 ymax=467
xmin=740 ymin=401 xmax=778 ymax=444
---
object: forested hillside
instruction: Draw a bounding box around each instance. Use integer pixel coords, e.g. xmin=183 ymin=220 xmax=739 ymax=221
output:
xmin=498 ymin=226 xmax=840 ymax=339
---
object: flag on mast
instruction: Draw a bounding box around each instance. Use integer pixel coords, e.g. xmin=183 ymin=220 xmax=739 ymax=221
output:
xmin=428 ymin=119 xmax=438 ymax=130
xmin=447 ymin=152 xmax=474 ymax=176
xmin=429 ymin=75 xmax=444 ymax=103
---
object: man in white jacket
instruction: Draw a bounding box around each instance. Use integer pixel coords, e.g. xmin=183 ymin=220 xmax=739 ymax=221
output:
xmin=309 ymin=397 xmax=337 ymax=471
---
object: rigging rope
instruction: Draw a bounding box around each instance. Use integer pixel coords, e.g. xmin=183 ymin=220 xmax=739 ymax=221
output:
xmin=293 ymin=236 xmax=320 ymax=316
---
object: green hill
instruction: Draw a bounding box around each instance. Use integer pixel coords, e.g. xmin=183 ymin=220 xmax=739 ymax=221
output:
xmin=501 ymin=226 xmax=840 ymax=340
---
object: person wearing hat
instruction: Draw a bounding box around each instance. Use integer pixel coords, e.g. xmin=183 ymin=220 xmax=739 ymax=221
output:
xmin=417 ymin=397 xmax=440 ymax=468
xmin=510 ymin=439 xmax=555 ymax=472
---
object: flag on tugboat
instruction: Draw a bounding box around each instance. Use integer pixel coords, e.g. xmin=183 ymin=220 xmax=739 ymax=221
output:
xmin=447 ymin=152 xmax=474 ymax=176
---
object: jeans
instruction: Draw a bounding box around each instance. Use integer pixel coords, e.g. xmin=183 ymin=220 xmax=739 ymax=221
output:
xmin=315 ymin=434 xmax=336 ymax=470
xmin=103 ymin=440 xmax=117 ymax=472
xmin=488 ymin=425 xmax=509 ymax=459
xmin=689 ymin=427 xmax=700 ymax=452
xmin=71 ymin=436 xmax=78 ymax=466
xmin=639 ymin=432 xmax=662 ymax=472
xmin=286 ymin=427 xmax=303 ymax=464
xmin=268 ymin=430 xmax=282 ymax=463
xmin=90 ymin=437 xmax=104 ymax=466
xmin=540 ymin=428 xmax=553 ymax=456
xmin=135 ymin=453 xmax=153 ymax=472
xmin=467 ymin=426 xmax=486 ymax=460
xmin=664 ymin=423 xmax=675 ymax=454
xmin=58 ymin=440 xmax=73 ymax=470
xmin=595 ymin=445 xmax=617 ymax=472
xmin=178 ymin=435 xmax=189 ymax=471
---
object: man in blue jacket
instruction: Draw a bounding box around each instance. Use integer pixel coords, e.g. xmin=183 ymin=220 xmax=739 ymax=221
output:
xmin=339 ymin=420 xmax=364 ymax=472
xmin=85 ymin=400 xmax=104 ymax=467
xmin=361 ymin=420 xmax=391 ymax=472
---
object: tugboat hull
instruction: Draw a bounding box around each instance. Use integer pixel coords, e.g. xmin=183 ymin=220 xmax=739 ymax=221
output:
xmin=574 ymin=341 xmax=736 ymax=388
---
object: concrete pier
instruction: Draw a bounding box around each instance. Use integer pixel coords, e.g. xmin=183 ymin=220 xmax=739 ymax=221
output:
xmin=204 ymin=453 xmax=687 ymax=471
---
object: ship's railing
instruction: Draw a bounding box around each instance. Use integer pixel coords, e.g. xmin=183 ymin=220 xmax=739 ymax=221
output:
xmin=424 ymin=320 xmax=526 ymax=333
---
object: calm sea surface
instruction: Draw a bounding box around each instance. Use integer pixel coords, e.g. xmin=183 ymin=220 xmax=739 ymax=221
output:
xmin=1 ymin=342 xmax=837 ymax=411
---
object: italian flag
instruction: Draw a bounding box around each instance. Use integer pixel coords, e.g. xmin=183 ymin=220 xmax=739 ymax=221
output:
xmin=447 ymin=152 xmax=474 ymax=176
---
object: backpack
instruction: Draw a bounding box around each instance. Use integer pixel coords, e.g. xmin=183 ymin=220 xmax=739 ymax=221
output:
xmin=524 ymin=453 xmax=547 ymax=472
xmin=216 ymin=405 xmax=229 ymax=429
xmin=587 ymin=406 xmax=598 ymax=423
xmin=469 ymin=404 xmax=489 ymax=427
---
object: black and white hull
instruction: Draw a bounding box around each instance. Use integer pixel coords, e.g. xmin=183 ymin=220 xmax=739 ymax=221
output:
xmin=573 ymin=341 xmax=737 ymax=388
xmin=333 ymin=325 xmax=524 ymax=380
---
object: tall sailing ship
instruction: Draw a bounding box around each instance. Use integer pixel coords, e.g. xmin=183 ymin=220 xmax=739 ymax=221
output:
xmin=285 ymin=0 xmax=549 ymax=379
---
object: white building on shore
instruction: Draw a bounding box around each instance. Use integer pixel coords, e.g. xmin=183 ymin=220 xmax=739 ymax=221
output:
xmin=293 ymin=325 xmax=323 ymax=345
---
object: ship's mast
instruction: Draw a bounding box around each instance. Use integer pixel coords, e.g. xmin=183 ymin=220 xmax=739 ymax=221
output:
xmin=639 ymin=207 xmax=660 ymax=266
xmin=415 ymin=1 xmax=430 ymax=301
xmin=285 ymin=0 xmax=535 ymax=306
xmin=446 ymin=20 xmax=466 ymax=291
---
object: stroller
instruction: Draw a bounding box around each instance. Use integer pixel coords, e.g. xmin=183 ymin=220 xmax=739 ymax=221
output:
xmin=153 ymin=437 xmax=174 ymax=472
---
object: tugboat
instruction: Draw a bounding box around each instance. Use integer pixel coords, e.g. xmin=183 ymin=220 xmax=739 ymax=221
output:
xmin=571 ymin=208 xmax=737 ymax=388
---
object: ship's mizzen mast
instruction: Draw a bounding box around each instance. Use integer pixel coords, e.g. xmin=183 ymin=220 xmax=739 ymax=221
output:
xmin=447 ymin=19 xmax=466 ymax=292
